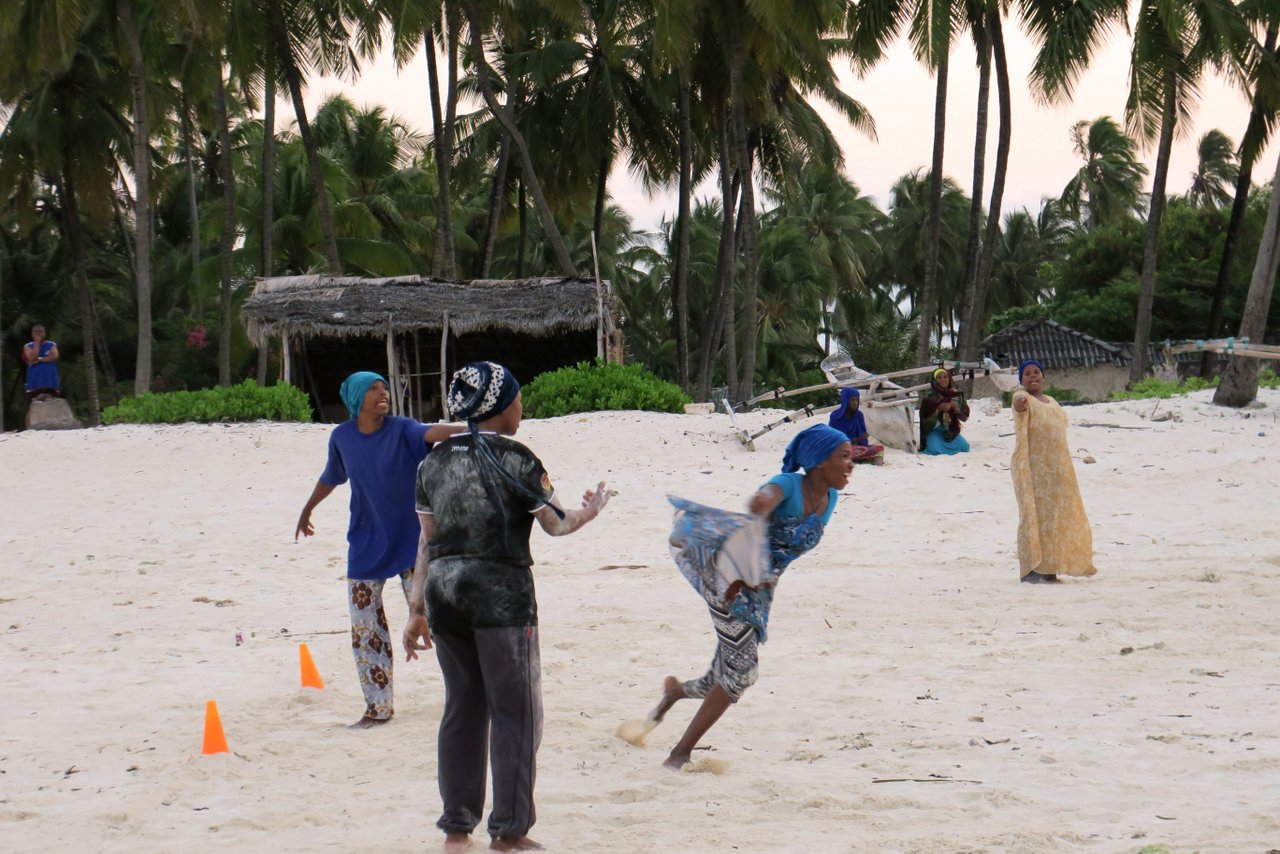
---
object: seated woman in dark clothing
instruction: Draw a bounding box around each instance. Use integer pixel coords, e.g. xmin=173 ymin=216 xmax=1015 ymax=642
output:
xmin=828 ymin=388 xmax=885 ymax=464
xmin=919 ymin=368 xmax=971 ymax=455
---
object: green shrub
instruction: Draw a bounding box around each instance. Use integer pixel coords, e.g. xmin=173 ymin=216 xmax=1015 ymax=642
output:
xmin=1109 ymin=375 xmax=1217 ymax=401
xmin=1047 ymin=385 xmax=1081 ymax=402
xmin=522 ymin=361 xmax=690 ymax=418
xmin=1259 ymin=368 xmax=1280 ymax=389
xmin=103 ymin=380 xmax=313 ymax=424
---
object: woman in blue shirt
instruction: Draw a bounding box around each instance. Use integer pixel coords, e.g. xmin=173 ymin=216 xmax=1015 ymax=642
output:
xmin=650 ymin=424 xmax=853 ymax=770
xmin=295 ymin=371 xmax=462 ymax=727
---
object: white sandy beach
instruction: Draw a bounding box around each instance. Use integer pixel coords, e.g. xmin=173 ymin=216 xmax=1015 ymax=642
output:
xmin=2 ymin=390 xmax=1279 ymax=853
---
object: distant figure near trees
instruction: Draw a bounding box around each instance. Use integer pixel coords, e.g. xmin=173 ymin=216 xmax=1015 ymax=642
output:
xmin=22 ymin=325 xmax=60 ymax=400
xmin=919 ymin=368 xmax=970 ymax=455
xmin=828 ymin=388 xmax=885 ymax=464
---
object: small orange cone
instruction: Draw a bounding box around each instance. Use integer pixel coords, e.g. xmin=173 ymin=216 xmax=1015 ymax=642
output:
xmin=299 ymin=643 xmax=325 ymax=689
xmin=202 ymin=700 xmax=229 ymax=755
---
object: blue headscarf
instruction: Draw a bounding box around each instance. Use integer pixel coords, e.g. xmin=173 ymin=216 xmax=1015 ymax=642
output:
xmin=828 ymin=388 xmax=868 ymax=446
xmin=447 ymin=361 xmax=521 ymax=422
xmin=1018 ymin=359 xmax=1045 ymax=383
xmin=781 ymin=424 xmax=850 ymax=473
xmin=339 ymin=371 xmax=388 ymax=419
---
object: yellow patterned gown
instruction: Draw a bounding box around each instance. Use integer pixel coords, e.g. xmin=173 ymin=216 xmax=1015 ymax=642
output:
xmin=1011 ymin=394 xmax=1097 ymax=579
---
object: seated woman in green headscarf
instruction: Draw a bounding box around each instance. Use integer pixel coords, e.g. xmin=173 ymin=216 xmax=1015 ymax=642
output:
xmin=919 ymin=367 xmax=970 ymax=455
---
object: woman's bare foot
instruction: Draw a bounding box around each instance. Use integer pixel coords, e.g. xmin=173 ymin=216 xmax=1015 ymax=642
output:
xmin=349 ymin=713 xmax=392 ymax=729
xmin=648 ymin=676 xmax=685 ymax=724
xmin=662 ymin=751 xmax=691 ymax=771
xmin=443 ymin=833 xmax=472 ymax=853
xmin=489 ymin=837 xmax=543 ymax=851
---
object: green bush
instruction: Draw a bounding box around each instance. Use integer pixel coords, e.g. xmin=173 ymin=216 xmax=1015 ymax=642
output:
xmin=1047 ymin=385 xmax=1081 ymax=402
xmin=103 ymin=380 xmax=313 ymax=424
xmin=1259 ymin=368 xmax=1280 ymax=389
xmin=1109 ymin=375 xmax=1217 ymax=401
xmin=522 ymin=361 xmax=690 ymax=418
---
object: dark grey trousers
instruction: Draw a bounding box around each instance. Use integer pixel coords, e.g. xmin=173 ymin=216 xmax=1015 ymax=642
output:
xmin=432 ymin=625 xmax=543 ymax=841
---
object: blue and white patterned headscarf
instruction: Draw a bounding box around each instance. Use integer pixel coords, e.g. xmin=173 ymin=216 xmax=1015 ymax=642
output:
xmin=446 ymin=361 xmax=564 ymax=522
xmin=447 ymin=361 xmax=521 ymax=422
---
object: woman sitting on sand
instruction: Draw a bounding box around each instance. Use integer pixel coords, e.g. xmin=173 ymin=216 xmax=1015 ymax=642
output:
xmin=646 ymin=424 xmax=853 ymax=770
xmin=828 ymin=387 xmax=885 ymax=464
xmin=294 ymin=372 xmax=462 ymax=727
xmin=919 ymin=368 xmax=971 ymax=455
xmin=1011 ymin=360 xmax=1097 ymax=584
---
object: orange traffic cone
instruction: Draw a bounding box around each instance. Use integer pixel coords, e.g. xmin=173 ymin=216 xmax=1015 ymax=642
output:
xmin=202 ymin=700 xmax=229 ymax=755
xmin=299 ymin=643 xmax=325 ymax=689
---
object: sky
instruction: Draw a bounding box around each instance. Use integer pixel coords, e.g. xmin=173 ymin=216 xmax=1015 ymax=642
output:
xmin=295 ymin=18 xmax=1280 ymax=237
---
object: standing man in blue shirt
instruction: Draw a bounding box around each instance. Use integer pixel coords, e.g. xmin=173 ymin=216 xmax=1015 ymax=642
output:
xmin=295 ymin=371 xmax=463 ymax=727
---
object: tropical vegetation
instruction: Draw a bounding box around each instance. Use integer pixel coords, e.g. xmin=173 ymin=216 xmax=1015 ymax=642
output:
xmin=2 ymin=0 xmax=1280 ymax=430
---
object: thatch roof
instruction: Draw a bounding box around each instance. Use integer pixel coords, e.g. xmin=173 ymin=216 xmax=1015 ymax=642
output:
xmin=240 ymin=275 xmax=612 ymax=345
xmin=981 ymin=319 xmax=1127 ymax=370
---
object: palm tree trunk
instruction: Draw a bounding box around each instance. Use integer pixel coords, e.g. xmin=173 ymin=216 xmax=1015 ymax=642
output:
xmin=1201 ymin=24 xmax=1277 ymax=379
xmin=269 ymin=0 xmax=341 ymax=274
xmin=1129 ymin=75 xmax=1177 ymax=384
xmin=259 ymin=61 xmax=276 ymax=386
xmin=1213 ymin=144 xmax=1280 ymax=407
xmin=727 ymin=1 xmax=758 ymax=398
xmin=916 ymin=49 xmax=949 ymax=366
xmin=593 ymin=149 xmax=609 ymax=255
xmin=426 ymin=25 xmax=457 ymax=278
xmin=673 ymin=79 xmax=693 ymax=392
xmin=182 ymin=98 xmax=201 ymax=274
xmin=516 ymin=175 xmax=528 ymax=278
xmin=957 ymin=25 xmax=990 ymax=361
xmin=58 ymin=169 xmax=101 ymax=425
xmin=462 ymin=3 xmax=578 ymax=276
xmin=481 ymin=119 xmax=513 ymax=278
xmin=213 ymin=74 xmax=237 ymax=387
xmin=696 ymin=116 xmax=740 ymax=402
xmin=963 ymin=11 xmax=1011 ymax=361
xmin=118 ymin=0 xmax=153 ymax=394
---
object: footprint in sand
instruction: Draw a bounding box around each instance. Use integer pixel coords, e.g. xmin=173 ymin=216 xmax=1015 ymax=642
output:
xmin=683 ymin=756 xmax=730 ymax=774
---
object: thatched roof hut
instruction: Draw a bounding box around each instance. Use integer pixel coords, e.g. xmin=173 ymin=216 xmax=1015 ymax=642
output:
xmin=241 ymin=275 xmax=621 ymax=422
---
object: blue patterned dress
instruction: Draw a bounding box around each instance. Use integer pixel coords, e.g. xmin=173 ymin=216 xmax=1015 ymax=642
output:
xmin=668 ymin=477 xmax=836 ymax=701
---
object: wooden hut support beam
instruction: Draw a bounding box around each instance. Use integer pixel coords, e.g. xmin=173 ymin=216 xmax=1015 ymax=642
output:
xmin=440 ymin=311 xmax=450 ymax=420
xmin=386 ymin=315 xmax=400 ymax=416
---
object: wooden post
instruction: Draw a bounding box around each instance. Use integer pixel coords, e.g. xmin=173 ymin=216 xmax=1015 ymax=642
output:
xmin=281 ymin=332 xmax=292 ymax=384
xmin=413 ymin=330 xmax=422 ymax=421
xmin=440 ymin=311 xmax=450 ymax=420
xmin=386 ymin=315 xmax=400 ymax=416
xmin=591 ymin=234 xmax=605 ymax=361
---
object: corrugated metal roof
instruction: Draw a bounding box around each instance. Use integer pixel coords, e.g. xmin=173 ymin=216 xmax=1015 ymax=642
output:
xmin=981 ymin=319 xmax=1127 ymax=369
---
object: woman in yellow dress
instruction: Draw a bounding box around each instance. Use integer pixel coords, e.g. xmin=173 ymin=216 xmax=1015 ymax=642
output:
xmin=1011 ymin=360 xmax=1098 ymax=584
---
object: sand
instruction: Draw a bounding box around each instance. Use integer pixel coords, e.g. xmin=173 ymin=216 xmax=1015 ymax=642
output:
xmin=2 ymin=390 xmax=1278 ymax=852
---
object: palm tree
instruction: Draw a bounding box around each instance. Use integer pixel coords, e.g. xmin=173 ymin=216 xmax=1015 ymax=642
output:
xmin=957 ymin=0 xmax=1013 ymax=362
xmin=1123 ymin=0 xmax=1250 ymax=383
xmin=0 ymin=23 xmax=133 ymax=424
xmin=459 ymin=0 xmax=578 ymax=276
xmin=263 ymin=0 xmax=376 ymax=274
xmin=847 ymin=0 xmax=965 ymax=367
xmin=1213 ymin=144 xmax=1280 ymax=406
xmin=1187 ymin=129 xmax=1240 ymax=208
xmin=1059 ymin=117 xmax=1148 ymax=228
xmin=1200 ymin=19 xmax=1279 ymax=377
